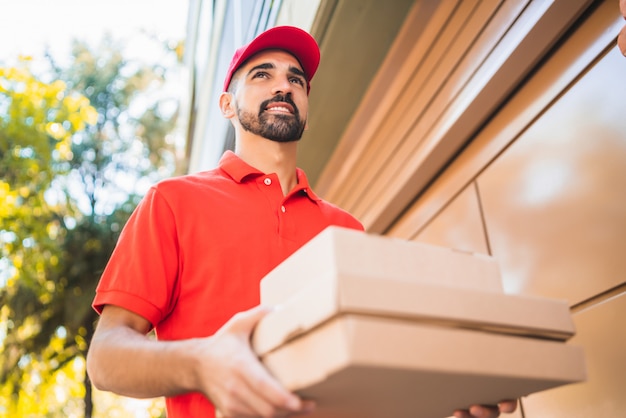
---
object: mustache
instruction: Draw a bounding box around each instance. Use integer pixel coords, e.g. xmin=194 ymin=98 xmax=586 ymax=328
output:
xmin=260 ymin=94 xmax=299 ymax=116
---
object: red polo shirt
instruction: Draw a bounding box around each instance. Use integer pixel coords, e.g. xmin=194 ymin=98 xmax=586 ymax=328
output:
xmin=93 ymin=150 xmax=363 ymax=417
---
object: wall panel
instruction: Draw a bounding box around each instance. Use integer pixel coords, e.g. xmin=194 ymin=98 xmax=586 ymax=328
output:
xmin=520 ymin=293 xmax=626 ymax=417
xmin=414 ymin=183 xmax=489 ymax=255
xmin=388 ymin=0 xmax=621 ymax=243
xmin=325 ymin=1 xmax=626 ymax=417
xmin=477 ymin=46 xmax=626 ymax=303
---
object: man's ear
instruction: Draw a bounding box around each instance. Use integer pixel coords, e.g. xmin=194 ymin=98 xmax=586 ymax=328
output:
xmin=219 ymin=92 xmax=235 ymax=118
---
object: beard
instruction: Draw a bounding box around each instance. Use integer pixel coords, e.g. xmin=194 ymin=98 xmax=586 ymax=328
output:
xmin=237 ymin=94 xmax=306 ymax=143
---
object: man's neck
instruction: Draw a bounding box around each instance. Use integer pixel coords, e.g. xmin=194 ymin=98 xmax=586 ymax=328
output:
xmin=236 ymin=136 xmax=299 ymax=196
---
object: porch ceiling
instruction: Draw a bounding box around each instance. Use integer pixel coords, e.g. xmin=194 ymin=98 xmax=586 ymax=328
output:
xmin=297 ymin=0 xmax=414 ymax=188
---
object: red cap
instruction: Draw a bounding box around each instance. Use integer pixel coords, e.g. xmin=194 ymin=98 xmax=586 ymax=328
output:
xmin=223 ymin=26 xmax=320 ymax=93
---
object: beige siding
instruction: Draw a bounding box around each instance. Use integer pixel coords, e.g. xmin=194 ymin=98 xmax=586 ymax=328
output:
xmin=414 ymin=183 xmax=489 ymax=255
xmin=318 ymin=0 xmax=625 ymax=416
xmin=477 ymin=46 xmax=626 ymax=302
xmin=521 ymin=295 xmax=626 ymax=417
xmin=317 ymin=0 xmax=594 ymax=233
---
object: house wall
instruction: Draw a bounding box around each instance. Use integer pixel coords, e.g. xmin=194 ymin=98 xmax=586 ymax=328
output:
xmin=409 ymin=42 xmax=626 ymax=417
xmin=318 ymin=0 xmax=625 ymax=415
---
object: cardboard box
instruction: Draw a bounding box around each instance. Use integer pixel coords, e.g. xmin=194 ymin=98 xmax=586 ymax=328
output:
xmin=262 ymin=315 xmax=585 ymax=418
xmin=253 ymin=270 xmax=575 ymax=357
xmin=259 ymin=226 xmax=504 ymax=304
xmin=252 ymin=227 xmax=586 ymax=418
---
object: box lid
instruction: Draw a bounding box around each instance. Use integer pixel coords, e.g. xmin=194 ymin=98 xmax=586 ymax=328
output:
xmin=253 ymin=276 xmax=575 ymax=356
xmin=260 ymin=227 xmax=504 ymax=306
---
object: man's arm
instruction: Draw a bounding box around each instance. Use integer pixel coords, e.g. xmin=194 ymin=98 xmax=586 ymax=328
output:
xmin=86 ymin=304 xmax=314 ymax=417
xmin=87 ymin=304 xmax=514 ymax=418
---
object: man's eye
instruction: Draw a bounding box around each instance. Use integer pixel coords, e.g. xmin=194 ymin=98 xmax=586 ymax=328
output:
xmin=253 ymin=72 xmax=268 ymax=79
xmin=290 ymin=77 xmax=305 ymax=86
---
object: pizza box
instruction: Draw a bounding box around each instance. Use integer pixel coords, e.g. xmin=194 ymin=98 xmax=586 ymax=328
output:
xmin=253 ymin=227 xmax=575 ymax=356
xmin=260 ymin=314 xmax=585 ymax=418
xmin=251 ymin=227 xmax=586 ymax=417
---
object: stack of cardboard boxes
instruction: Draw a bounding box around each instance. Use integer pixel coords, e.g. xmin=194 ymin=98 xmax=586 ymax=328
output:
xmin=252 ymin=227 xmax=586 ymax=418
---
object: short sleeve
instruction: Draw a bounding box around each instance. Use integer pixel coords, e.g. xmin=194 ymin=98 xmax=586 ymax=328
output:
xmin=92 ymin=186 xmax=180 ymax=327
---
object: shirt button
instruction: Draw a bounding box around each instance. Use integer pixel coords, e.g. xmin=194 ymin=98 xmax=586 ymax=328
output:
xmin=264 ymin=178 xmax=271 ymax=186
xmin=281 ymin=205 xmax=286 ymax=213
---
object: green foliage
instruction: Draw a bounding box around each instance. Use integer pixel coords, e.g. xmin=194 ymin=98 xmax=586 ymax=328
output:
xmin=0 ymin=36 xmax=181 ymax=417
xmin=47 ymin=37 xmax=180 ymax=214
xmin=0 ymin=57 xmax=96 ymax=417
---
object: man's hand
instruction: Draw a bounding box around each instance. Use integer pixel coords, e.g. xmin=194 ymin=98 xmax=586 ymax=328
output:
xmin=195 ymin=305 xmax=315 ymax=418
xmin=88 ymin=304 xmax=314 ymax=417
xmin=453 ymin=400 xmax=518 ymax=418
xmin=619 ymin=0 xmax=626 ymax=56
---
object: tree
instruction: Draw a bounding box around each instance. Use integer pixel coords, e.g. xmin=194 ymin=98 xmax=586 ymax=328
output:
xmin=0 ymin=56 xmax=98 ymax=416
xmin=0 ymin=35 xmax=182 ymax=417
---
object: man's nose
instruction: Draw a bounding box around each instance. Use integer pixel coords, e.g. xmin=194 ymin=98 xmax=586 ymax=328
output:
xmin=270 ymin=75 xmax=293 ymax=95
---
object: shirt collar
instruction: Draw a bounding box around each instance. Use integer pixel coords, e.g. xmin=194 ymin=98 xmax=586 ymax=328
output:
xmin=219 ymin=150 xmax=263 ymax=182
xmin=219 ymin=150 xmax=321 ymax=202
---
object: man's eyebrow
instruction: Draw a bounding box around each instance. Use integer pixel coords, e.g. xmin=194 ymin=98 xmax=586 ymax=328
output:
xmin=289 ymin=66 xmax=306 ymax=79
xmin=247 ymin=62 xmax=306 ymax=79
xmin=247 ymin=62 xmax=275 ymax=76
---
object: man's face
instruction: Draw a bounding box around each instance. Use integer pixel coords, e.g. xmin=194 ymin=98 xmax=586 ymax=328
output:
xmin=230 ymin=50 xmax=309 ymax=142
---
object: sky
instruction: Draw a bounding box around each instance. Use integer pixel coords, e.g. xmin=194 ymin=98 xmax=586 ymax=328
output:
xmin=0 ymin=0 xmax=189 ymax=64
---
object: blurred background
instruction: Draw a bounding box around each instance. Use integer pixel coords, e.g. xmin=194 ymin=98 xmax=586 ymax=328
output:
xmin=1 ymin=0 xmax=188 ymax=416
xmin=2 ymin=0 xmax=625 ymax=417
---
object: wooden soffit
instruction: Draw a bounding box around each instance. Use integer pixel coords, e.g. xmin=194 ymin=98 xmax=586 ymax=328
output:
xmin=297 ymin=0 xmax=415 ymax=186
xmin=314 ymin=0 xmax=594 ymax=233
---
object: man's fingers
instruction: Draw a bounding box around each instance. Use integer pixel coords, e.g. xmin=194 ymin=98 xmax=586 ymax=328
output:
xmin=223 ymin=305 xmax=272 ymax=335
xmin=469 ymin=404 xmax=499 ymax=418
xmin=206 ymin=304 xmax=315 ymax=418
xmin=214 ymin=379 xmax=315 ymax=418
xmin=453 ymin=399 xmax=517 ymax=418
xmin=216 ymin=378 xmax=289 ymax=418
xmin=243 ymin=353 xmax=304 ymax=411
xmin=215 ymin=332 xmax=306 ymax=416
xmin=498 ymin=399 xmax=517 ymax=413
